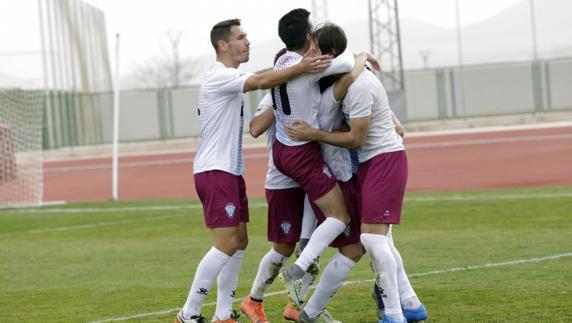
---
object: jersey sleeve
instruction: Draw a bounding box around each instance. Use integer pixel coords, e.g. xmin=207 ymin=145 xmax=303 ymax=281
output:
xmin=213 ymin=68 xmax=254 ymax=93
xmin=312 ymin=47 xmax=355 ymax=81
xmin=346 ymin=83 xmax=373 ymax=119
xmin=254 ymin=93 xmax=273 ymax=117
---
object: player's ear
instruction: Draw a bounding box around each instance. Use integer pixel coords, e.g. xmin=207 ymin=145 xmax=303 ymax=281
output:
xmin=218 ymin=40 xmax=228 ymax=52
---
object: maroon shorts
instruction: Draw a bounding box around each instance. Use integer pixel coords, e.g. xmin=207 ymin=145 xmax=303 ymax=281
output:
xmin=311 ymin=177 xmax=361 ymax=248
xmin=265 ymin=187 xmax=305 ymax=244
xmin=272 ymin=140 xmax=337 ymax=201
xmin=357 ymin=150 xmax=408 ymax=225
xmin=194 ymin=170 xmax=249 ymax=228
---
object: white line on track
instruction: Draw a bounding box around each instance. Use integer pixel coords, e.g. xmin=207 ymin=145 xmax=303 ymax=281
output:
xmin=44 ymin=133 xmax=572 ymax=173
xmin=88 ymin=252 xmax=572 ymax=323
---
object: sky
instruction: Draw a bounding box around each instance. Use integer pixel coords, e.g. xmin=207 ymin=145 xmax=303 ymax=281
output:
xmin=0 ymin=0 xmax=524 ymax=82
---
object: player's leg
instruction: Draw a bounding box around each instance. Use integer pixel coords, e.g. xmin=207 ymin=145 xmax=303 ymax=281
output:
xmin=242 ymin=187 xmax=304 ymax=323
xmin=360 ymin=151 xmax=409 ymax=323
xmin=213 ymin=175 xmax=250 ymax=322
xmin=178 ymin=226 xmax=242 ymax=323
xmin=273 ymin=141 xmax=350 ymax=307
xmin=176 ymin=171 xmax=244 ymax=323
xmin=300 ymin=178 xmax=363 ymax=322
xmin=300 ymin=243 xmax=362 ymax=322
xmin=284 ymin=194 xmax=319 ymax=321
xmin=386 ymin=227 xmax=427 ymax=322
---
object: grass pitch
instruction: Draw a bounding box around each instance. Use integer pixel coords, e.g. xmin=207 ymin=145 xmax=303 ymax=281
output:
xmin=1 ymin=186 xmax=571 ymax=322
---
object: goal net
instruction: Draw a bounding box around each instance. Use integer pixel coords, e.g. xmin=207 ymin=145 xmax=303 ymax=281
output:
xmin=0 ymin=89 xmax=44 ymax=208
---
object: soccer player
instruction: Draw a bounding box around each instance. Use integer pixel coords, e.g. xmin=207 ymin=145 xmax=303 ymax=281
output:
xmin=285 ymin=26 xmax=428 ymax=323
xmin=271 ymin=8 xmax=358 ymax=307
xmin=174 ymin=19 xmax=332 ymax=323
xmin=240 ymin=48 xmax=306 ymax=323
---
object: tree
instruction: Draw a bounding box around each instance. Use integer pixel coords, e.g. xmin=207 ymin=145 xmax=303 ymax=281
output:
xmin=130 ymin=30 xmax=199 ymax=89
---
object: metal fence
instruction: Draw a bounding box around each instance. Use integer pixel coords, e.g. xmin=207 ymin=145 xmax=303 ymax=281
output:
xmin=42 ymin=57 xmax=572 ymax=149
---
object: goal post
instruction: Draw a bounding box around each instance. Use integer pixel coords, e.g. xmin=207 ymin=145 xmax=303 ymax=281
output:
xmin=0 ymin=89 xmax=44 ymax=208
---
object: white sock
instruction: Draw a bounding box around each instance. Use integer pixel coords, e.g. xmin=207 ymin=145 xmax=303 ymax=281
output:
xmin=304 ymin=253 xmax=356 ymax=318
xmin=249 ymin=248 xmax=289 ymax=300
xmin=182 ymin=247 xmax=230 ymax=318
xmin=361 ymin=233 xmax=403 ymax=321
xmin=295 ymin=217 xmax=346 ymax=271
xmin=386 ymin=229 xmax=421 ymax=309
xmin=300 ymin=194 xmax=317 ymax=240
xmin=213 ymin=250 xmax=245 ymax=320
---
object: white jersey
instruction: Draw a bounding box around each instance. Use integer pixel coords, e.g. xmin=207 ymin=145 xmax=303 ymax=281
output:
xmin=273 ymin=48 xmax=354 ymax=146
xmin=317 ymin=86 xmax=353 ymax=182
xmin=255 ymin=93 xmax=299 ymax=190
xmin=193 ymin=61 xmax=253 ymax=175
xmin=341 ymin=69 xmax=404 ymax=163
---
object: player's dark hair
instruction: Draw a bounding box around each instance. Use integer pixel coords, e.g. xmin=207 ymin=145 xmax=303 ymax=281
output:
xmin=210 ymin=19 xmax=241 ymax=53
xmin=312 ymin=23 xmax=347 ymax=57
xmin=278 ymin=8 xmax=312 ymax=51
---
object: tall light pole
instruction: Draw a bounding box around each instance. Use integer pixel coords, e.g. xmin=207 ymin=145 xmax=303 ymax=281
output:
xmin=455 ymin=0 xmax=463 ymax=67
xmin=529 ymin=0 xmax=539 ymax=61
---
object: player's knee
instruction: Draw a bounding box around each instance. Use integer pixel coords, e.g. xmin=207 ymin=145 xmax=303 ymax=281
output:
xmin=339 ymin=244 xmax=364 ymax=262
xmin=237 ymin=235 xmax=249 ymax=250
xmin=273 ymin=243 xmax=295 ymax=257
xmin=216 ymin=234 xmax=243 ymax=254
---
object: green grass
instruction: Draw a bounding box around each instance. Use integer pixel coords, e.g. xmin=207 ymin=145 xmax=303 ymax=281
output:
xmin=1 ymin=186 xmax=571 ymax=322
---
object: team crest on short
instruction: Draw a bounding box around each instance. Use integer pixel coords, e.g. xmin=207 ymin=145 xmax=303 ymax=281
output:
xmin=383 ymin=210 xmax=391 ymax=217
xmin=322 ymin=165 xmax=332 ymax=178
xmin=280 ymin=221 xmax=291 ymax=234
xmin=225 ymin=203 xmax=236 ymax=218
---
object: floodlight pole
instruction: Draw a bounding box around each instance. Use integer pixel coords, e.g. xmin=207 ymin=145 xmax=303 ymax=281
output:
xmin=529 ymin=0 xmax=539 ymax=61
xmin=455 ymin=0 xmax=463 ymax=67
xmin=112 ymin=33 xmax=120 ymax=201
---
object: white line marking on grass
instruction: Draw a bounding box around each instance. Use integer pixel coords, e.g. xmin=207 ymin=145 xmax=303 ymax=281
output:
xmin=0 ymin=204 xmax=268 ymax=237
xmin=88 ymin=252 xmax=572 ymax=323
xmin=407 ymin=192 xmax=572 ymax=202
xmin=6 ymin=191 xmax=571 ymax=215
xmin=0 ymin=214 xmax=186 ymax=238
xmin=4 ymin=203 xmax=268 ymax=214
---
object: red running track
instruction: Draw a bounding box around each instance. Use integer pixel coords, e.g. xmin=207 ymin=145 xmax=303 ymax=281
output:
xmin=43 ymin=126 xmax=572 ymax=202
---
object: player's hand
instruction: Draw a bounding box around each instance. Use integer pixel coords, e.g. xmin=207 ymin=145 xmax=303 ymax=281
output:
xmin=285 ymin=119 xmax=316 ymax=141
xmin=366 ymin=52 xmax=381 ymax=72
xmin=298 ymin=48 xmax=332 ymax=74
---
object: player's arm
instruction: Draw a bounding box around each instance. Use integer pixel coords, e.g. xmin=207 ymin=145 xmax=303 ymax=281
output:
xmin=332 ymin=53 xmax=367 ymax=101
xmin=285 ymin=116 xmax=370 ymax=149
xmin=390 ymin=110 xmax=405 ymax=137
xmin=244 ymin=50 xmax=332 ymax=92
xmin=332 ymin=52 xmax=380 ymax=101
xmin=249 ymin=108 xmax=275 ymax=138
xmin=315 ymin=47 xmax=355 ymax=79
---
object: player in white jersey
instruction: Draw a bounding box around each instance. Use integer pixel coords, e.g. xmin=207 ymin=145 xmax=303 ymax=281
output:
xmin=175 ymin=19 xmax=333 ymax=323
xmin=271 ymin=9 xmax=363 ymax=308
xmin=240 ymin=49 xmax=308 ymax=323
xmin=286 ymin=25 xmax=427 ymax=323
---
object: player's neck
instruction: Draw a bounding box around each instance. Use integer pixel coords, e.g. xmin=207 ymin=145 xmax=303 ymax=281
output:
xmin=294 ymin=42 xmax=311 ymax=56
xmin=217 ymin=55 xmax=240 ymax=69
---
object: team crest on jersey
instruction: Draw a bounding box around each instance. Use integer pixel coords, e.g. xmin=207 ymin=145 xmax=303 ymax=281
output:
xmin=225 ymin=203 xmax=236 ymax=218
xmin=280 ymin=221 xmax=292 ymax=234
xmin=343 ymin=225 xmax=351 ymax=237
xmin=322 ymin=165 xmax=332 ymax=178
